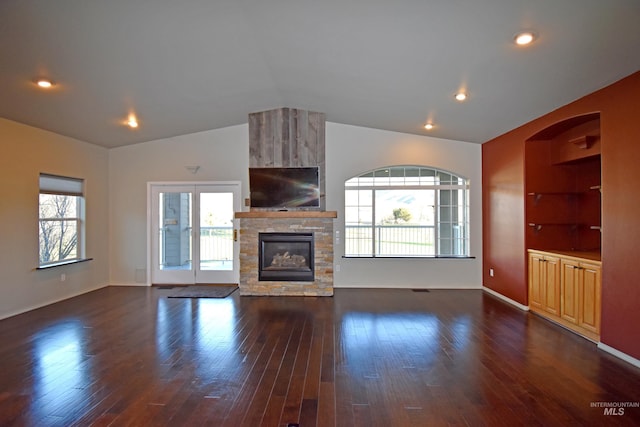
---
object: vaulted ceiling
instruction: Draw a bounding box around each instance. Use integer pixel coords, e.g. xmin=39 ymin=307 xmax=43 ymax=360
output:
xmin=1 ymin=0 xmax=639 ymax=148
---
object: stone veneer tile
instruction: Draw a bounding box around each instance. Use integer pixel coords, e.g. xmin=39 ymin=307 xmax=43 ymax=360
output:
xmin=238 ymin=217 xmax=334 ymax=296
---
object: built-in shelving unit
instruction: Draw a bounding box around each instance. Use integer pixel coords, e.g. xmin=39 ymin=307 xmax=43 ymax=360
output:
xmin=525 ymin=113 xmax=602 ymax=343
xmin=524 ymin=113 xmax=602 ymax=252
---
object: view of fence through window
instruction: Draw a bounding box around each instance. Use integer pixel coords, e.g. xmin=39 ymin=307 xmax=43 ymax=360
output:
xmin=199 ymin=226 xmax=234 ymax=269
xmin=345 ymin=166 xmax=469 ymax=257
xmin=39 ymin=194 xmax=80 ymax=265
xmin=199 ymin=192 xmax=234 ymax=270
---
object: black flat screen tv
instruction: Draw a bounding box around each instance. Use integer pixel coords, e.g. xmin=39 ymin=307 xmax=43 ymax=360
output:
xmin=249 ymin=167 xmax=320 ymax=208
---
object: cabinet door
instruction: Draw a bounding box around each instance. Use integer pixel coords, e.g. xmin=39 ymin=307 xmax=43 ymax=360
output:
xmin=543 ymin=255 xmax=561 ymax=316
xmin=579 ymin=263 xmax=601 ymax=333
xmin=560 ymin=260 xmax=580 ymax=324
xmin=528 ymin=253 xmax=545 ymax=310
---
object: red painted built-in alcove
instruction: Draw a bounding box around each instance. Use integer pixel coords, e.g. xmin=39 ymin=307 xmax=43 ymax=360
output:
xmin=525 ymin=113 xmax=601 ymax=253
xmin=483 ymin=71 xmax=640 ymax=360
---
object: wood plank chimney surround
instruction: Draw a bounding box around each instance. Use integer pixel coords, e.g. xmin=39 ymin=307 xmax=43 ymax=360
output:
xmin=237 ymin=108 xmax=336 ymax=296
xmin=249 ymin=107 xmax=326 ymax=209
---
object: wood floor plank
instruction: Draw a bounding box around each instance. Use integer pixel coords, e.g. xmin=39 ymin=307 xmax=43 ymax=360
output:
xmin=262 ymin=316 xmax=306 ymax=425
xmin=0 ymin=287 xmax=639 ymax=426
xmin=240 ymin=316 xmax=295 ymax=426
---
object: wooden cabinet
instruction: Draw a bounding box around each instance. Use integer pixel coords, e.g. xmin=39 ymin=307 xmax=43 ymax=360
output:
xmin=560 ymin=259 xmax=580 ymax=324
xmin=528 ymin=253 xmax=544 ymax=310
xmin=528 ymin=251 xmax=560 ymax=315
xmin=579 ymin=262 xmax=601 ymax=333
xmin=528 ymin=250 xmax=601 ymax=341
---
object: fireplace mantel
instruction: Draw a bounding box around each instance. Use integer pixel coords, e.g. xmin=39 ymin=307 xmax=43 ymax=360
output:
xmin=235 ymin=211 xmax=337 ymax=219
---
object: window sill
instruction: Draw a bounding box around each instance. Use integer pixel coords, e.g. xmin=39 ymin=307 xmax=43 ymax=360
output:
xmin=36 ymin=258 xmax=93 ymax=270
xmin=342 ymin=255 xmax=475 ymax=259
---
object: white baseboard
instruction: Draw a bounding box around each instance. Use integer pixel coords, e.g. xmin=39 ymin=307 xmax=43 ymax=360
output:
xmin=598 ymin=342 xmax=640 ymax=369
xmin=482 ymin=286 xmax=530 ymax=311
xmin=335 ymin=284 xmax=482 ymax=289
xmin=481 ymin=288 xmax=640 ymax=369
xmin=108 ymin=282 xmax=151 ymax=287
xmin=0 ymin=283 xmax=108 ymax=321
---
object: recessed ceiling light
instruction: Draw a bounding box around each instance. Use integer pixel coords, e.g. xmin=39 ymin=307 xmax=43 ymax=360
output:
xmin=424 ymin=123 xmax=434 ymax=130
xmin=35 ymin=79 xmax=54 ymax=88
xmin=455 ymin=92 xmax=467 ymax=102
xmin=514 ymin=31 xmax=536 ymax=46
xmin=125 ymin=114 xmax=139 ymax=128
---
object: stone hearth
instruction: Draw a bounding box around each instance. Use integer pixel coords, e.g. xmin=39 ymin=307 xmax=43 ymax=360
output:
xmin=235 ymin=211 xmax=336 ymax=296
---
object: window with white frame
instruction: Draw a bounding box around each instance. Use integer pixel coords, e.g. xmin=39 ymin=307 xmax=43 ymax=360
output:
xmin=38 ymin=174 xmax=85 ymax=266
xmin=344 ymin=166 xmax=469 ymax=257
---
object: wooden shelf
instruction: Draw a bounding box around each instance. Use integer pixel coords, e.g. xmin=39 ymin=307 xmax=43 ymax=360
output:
xmin=569 ymin=135 xmax=595 ymax=149
xmin=528 ymin=223 xmax=578 ymax=231
xmin=235 ymin=210 xmax=337 ymax=219
xmin=527 ymin=192 xmax=579 ymax=206
xmin=527 ymin=189 xmax=600 ymax=205
xmin=527 ymin=192 xmax=580 ymax=196
xmin=528 ymin=223 xmax=601 ymax=233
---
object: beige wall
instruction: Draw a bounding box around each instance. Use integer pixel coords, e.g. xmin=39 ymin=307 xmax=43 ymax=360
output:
xmin=0 ymin=118 xmax=109 ymax=319
xmin=108 ymin=121 xmax=482 ymax=289
xmin=108 ymin=125 xmax=249 ymax=285
xmin=0 ymin=116 xmax=481 ymax=313
xmin=326 ymin=123 xmax=483 ymax=289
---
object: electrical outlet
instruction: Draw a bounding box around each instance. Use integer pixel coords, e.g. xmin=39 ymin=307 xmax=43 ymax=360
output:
xmin=60 ymin=273 xmax=66 ymax=282
xmin=336 ymin=264 xmax=341 ymax=272
xmin=489 ymin=268 xmax=494 ymax=277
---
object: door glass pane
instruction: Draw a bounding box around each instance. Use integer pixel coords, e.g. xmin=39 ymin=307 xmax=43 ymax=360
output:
xmin=200 ymin=192 xmax=234 ymax=271
xmin=159 ymin=192 xmax=192 ymax=271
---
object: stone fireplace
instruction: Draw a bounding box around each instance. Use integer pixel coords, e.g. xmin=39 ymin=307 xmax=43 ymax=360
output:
xmin=237 ymin=107 xmax=335 ymax=296
xmin=235 ymin=211 xmax=336 ymax=296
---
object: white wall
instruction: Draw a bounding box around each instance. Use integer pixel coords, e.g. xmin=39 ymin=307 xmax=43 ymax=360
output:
xmin=108 ymin=125 xmax=249 ymax=285
xmin=109 ymin=121 xmax=482 ymax=289
xmin=0 ymin=118 xmax=109 ymax=319
xmin=325 ymin=123 xmax=482 ymax=289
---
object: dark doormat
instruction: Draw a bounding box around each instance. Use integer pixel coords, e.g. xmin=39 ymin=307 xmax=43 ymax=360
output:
xmin=167 ymin=285 xmax=238 ymax=299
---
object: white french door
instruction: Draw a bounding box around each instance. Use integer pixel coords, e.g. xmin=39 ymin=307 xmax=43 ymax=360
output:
xmin=149 ymin=182 xmax=241 ymax=284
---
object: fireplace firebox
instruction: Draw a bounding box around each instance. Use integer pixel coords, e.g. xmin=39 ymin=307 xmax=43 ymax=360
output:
xmin=258 ymin=232 xmax=314 ymax=281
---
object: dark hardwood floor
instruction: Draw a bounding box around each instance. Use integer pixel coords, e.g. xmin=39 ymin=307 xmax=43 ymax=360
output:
xmin=0 ymin=287 xmax=638 ymax=426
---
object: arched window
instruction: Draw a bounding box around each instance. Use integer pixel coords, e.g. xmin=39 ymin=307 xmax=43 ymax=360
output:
xmin=344 ymin=166 xmax=469 ymax=257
